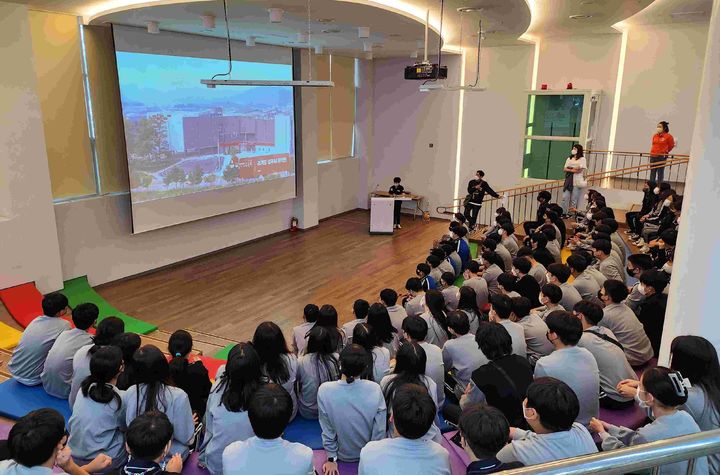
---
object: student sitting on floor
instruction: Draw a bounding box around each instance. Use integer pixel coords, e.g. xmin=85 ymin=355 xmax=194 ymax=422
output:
xmin=516 ymin=246 xmax=548 ymax=287
xmin=496 ymin=377 xmax=597 ymax=466
xmin=426 ymin=255 xmax=444 ymax=286
xmin=442 ymin=311 xmax=488 ymax=390
xmin=199 ymin=343 xmax=261 ymax=475
xmin=380 ymin=288 xmax=408 ymax=333
xmin=488 ymin=294 xmax=527 ymax=359
xmin=546 ymin=264 xmax=582 ymax=313
xmin=352 ymin=323 xmax=390 ymax=383
xmin=419 ymin=290 xmax=449 ymax=348
xmin=223 ymin=384 xmax=314 ymax=475
xmin=69 ymin=317 xmax=125 ymax=408
xmin=113 ymin=332 xmax=141 ymax=390
xmin=318 ymin=345 xmax=387 ymax=473
xmin=359 ymin=383 xmax=451 ymax=475
xmin=297 ymin=326 xmax=341 ymax=417
xmin=341 ymin=299 xmax=369 ymax=345
xmin=69 ymin=346 xmax=127 ymax=470
xmin=168 ymin=330 xmax=211 ymax=420
xmin=401 ymin=316 xmax=445 ymax=408
xmin=441 ymin=242 xmax=463 ymax=277
xmin=512 ymin=258 xmax=541 ymax=308
xmin=461 ymin=260 xmax=490 ymax=311
xmin=510 ymin=297 xmax=553 ymax=366
xmin=8 ymin=292 xmax=71 ymax=386
xmin=291 ymin=304 xmax=319 ymax=355
xmin=111 ymin=411 xmax=183 ymax=475
xmin=123 ymin=345 xmax=194 ymax=461
xmin=530 ymin=284 xmax=565 ymax=321
xmin=253 ymin=322 xmax=300 ymax=420
xmin=438 ymin=272 xmax=460 ymax=311
xmin=42 ymin=303 xmax=98 ymax=399
xmin=459 ymin=405 xmax=524 ymax=474
xmin=416 ymin=263 xmax=437 ymax=291
xmin=457 ymin=286 xmax=483 ymax=335
xmin=590 ymin=367 xmax=709 ymax=475
xmin=367 ymin=303 xmax=400 ymax=358
xmin=403 ymin=278 xmax=426 ymax=318
xmin=1 ymin=408 xmax=111 ymax=475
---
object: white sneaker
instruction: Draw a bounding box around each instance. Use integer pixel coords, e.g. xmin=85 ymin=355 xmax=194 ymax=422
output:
xmin=635 ymin=239 xmax=646 ymax=246
xmin=393 ymin=224 xmax=398 ymax=229
xmin=640 ymin=245 xmax=650 ymax=253
xmin=397 ymin=224 xmax=402 ymax=229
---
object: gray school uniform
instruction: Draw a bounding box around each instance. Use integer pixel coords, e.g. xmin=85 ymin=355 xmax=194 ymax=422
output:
xmin=318 ymin=379 xmax=387 ymax=461
xmin=438 ymin=259 xmax=455 ymax=277
xmin=420 ymin=311 xmax=448 ymax=348
xmin=533 ymin=304 xmax=566 ymax=321
xmin=419 ymin=341 xmax=446 ymax=408
xmin=529 ymin=262 xmax=548 ymax=287
xmin=625 ymin=282 xmax=646 ymax=315
xmin=481 ymin=264 xmax=503 ymax=296
xmin=572 ymin=271 xmax=601 ymax=301
xmin=547 ymin=240 xmax=562 ymax=263
xmin=429 ymin=267 xmax=443 ymax=285
xmin=502 ymin=235 xmax=520 ymax=257
xmin=683 ymin=387 xmax=720 ymax=473
xmin=386 ymin=304 xmax=408 ymax=333
xmin=611 ymin=233 xmax=627 ymax=262
xmin=449 ymin=252 xmax=463 ymax=273
xmin=460 ymin=309 xmax=481 ymax=335
xmin=8 ymin=315 xmax=70 ymax=386
xmin=462 ymin=277 xmax=490 ymax=310
xmin=578 ymin=327 xmax=635 ymax=402
xmin=381 ymin=333 xmax=401 ymax=359
xmin=498 ymin=320 xmax=527 ymax=359
xmin=69 ymin=344 xmax=92 ymax=408
xmin=342 ymin=319 xmax=365 ymax=345
xmin=297 ymin=352 xmax=340 ymax=419
xmin=380 ymin=374 xmax=442 ymax=444
xmin=371 ymin=347 xmax=391 ymax=383
xmin=124 ymin=384 xmax=195 ymax=460
xmin=68 ymin=385 xmax=127 ymax=469
xmin=42 ymin=328 xmax=94 ymax=399
xmin=559 ymin=283 xmax=583 ymax=313
xmin=516 ymin=314 xmax=554 ymax=363
xmin=199 ymin=381 xmax=255 ymax=475
xmin=497 ymin=422 xmax=597 ymax=466
xmin=600 ymin=302 xmax=654 ymax=366
xmin=404 ymin=294 xmax=425 ymax=318
xmin=263 ymin=353 xmax=299 ymax=420
xmin=496 ymin=244 xmax=514 ymax=271
xmin=358 ymin=437 xmax=451 ymax=475
xmin=292 ymin=322 xmax=314 ymax=355
xmin=535 ymin=346 xmax=600 ymax=427
xmin=441 ymin=285 xmax=459 ymax=311
xmin=441 ymin=333 xmax=488 ymax=388
xmin=0 ymin=460 xmax=68 ymax=474
xmin=222 ymin=437 xmax=314 ymax=475
xmin=601 ymin=411 xmax=708 ymax=475
xmin=585 ymin=266 xmax=607 ymax=288
xmin=599 ymin=257 xmax=624 ymax=282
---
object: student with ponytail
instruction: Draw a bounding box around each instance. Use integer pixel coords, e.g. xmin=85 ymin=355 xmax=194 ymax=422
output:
xmin=68 ymin=346 xmax=127 ymax=469
xmin=199 ymin=343 xmax=262 ymax=475
xmin=297 ymin=325 xmax=341 ymax=419
xmin=352 ymin=323 xmax=390 ymax=383
xmin=590 ymin=366 xmax=709 ymax=474
xmin=69 ymin=317 xmax=125 ymax=407
xmin=123 ymin=345 xmax=195 ymax=461
xmin=419 ymin=290 xmax=449 ymax=348
xmin=318 ymin=344 xmax=387 ymax=475
xmin=168 ymin=330 xmax=211 ymax=419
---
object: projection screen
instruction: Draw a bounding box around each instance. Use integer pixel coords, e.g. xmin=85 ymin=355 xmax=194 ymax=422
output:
xmin=112 ymin=25 xmax=297 ymax=233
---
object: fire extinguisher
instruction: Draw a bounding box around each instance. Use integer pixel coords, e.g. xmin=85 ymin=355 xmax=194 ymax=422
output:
xmin=290 ymin=217 xmax=299 ymax=232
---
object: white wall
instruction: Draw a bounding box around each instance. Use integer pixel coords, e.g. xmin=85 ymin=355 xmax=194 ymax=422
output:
xmin=318 ymin=159 xmax=360 ymax=219
xmin=0 ymin=2 xmax=64 ymax=293
xmin=614 ymin=22 xmax=709 ymax=155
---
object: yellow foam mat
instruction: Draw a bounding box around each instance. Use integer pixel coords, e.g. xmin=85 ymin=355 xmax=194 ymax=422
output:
xmin=0 ymin=322 xmax=22 ymax=350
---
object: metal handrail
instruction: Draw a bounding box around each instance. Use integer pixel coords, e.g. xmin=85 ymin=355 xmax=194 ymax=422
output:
xmin=500 ymin=429 xmax=720 ymax=474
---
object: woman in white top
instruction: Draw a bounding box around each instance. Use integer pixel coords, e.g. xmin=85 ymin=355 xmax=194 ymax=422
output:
xmin=296 ymin=326 xmax=340 ymax=419
xmin=562 ymin=143 xmax=587 ymax=216
xmin=252 ymin=322 xmax=299 ymax=420
xmin=352 ymin=323 xmax=391 ymax=383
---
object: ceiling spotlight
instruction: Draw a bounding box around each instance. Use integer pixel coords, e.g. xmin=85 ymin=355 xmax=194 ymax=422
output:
xmin=314 ymin=45 xmax=324 ymax=54
xmin=365 ymin=52 xmax=373 ymax=60
xmin=269 ymin=8 xmax=284 ymax=23
xmin=297 ymin=32 xmax=309 ymax=43
xmin=363 ymin=41 xmax=372 ymax=52
xmin=201 ymin=14 xmax=215 ymax=29
xmin=569 ymin=14 xmax=593 ymax=20
xmin=147 ymin=21 xmax=159 ymax=34
xmin=457 ymin=7 xmax=484 ymax=12
xmin=246 ymin=36 xmax=256 ymax=47
xmin=358 ymin=27 xmax=370 ymax=38
xmin=410 ymin=50 xmax=418 ymax=59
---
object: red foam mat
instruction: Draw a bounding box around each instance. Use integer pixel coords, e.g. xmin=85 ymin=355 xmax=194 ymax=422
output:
xmin=0 ymin=282 xmax=43 ymax=328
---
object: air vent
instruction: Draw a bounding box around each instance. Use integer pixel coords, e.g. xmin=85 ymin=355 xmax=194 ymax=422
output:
xmin=321 ymin=28 xmax=341 ymax=34
xmin=569 ymin=14 xmax=594 ymax=20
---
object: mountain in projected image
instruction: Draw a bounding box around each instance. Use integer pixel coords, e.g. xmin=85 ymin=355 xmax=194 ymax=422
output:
xmin=115 ymin=51 xmax=295 ymax=204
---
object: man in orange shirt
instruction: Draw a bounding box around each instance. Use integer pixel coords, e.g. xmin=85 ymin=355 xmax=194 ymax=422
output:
xmin=649 ymin=121 xmax=675 ymax=183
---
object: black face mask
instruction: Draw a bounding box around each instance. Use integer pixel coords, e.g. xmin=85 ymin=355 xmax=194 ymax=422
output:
xmin=626 ymin=267 xmax=637 ymax=278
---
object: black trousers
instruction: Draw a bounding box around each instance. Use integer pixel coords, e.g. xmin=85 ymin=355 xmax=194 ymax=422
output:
xmin=523 ymin=220 xmax=543 ymax=236
xmin=464 ymin=204 xmax=481 ymax=227
xmin=599 ymin=395 xmax=635 ymax=410
xmin=393 ymin=200 xmax=402 ymax=225
xmin=625 ymin=211 xmax=641 ymax=235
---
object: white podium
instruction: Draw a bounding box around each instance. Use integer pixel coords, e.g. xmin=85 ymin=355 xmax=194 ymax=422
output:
xmin=370 ymin=197 xmax=395 ymax=234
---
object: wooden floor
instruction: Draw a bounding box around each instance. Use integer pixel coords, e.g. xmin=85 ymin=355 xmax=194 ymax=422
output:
xmin=94 ymin=210 xmax=449 ymax=345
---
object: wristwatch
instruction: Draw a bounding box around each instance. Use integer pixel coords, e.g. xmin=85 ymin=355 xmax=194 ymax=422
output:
xmin=327 ymin=456 xmax=337 ymax=463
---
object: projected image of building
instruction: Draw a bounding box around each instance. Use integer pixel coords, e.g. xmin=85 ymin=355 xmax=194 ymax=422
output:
xmin=182 ymin=115 xmax=276 ymax=155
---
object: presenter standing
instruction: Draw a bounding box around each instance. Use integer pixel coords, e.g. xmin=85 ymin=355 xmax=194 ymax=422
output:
xmin=389 ymin=177 xmax=406 ymax=229
xmin=464 ymin=170 xmax=500 ymax=230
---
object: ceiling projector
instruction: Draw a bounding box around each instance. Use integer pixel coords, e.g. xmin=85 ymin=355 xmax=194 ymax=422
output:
xmin=404 ymin=62 xmax=448 ymax=80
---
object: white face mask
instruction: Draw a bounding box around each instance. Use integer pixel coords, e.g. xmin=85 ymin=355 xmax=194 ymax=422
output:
xmin=499 ymin=229 xmax=505 ymax=236
xmin=662 ymin=262 xmax=672 ymax=273
xmin=511 ymin=268 xmax=519 ymax=277
xmin=654 ymin=187 xmax=660 ymax=195
xmin=450 ymin=232 xmax=458 ymax=240
xmin=635 ymin=389 xmax=652 ymax=409
xmin=676 ymin=216 xmax=681 ymax=224
xmin=571 ymin=149 xmax=577 ymax=156
xmin=522 ymin=401 xmax=533 ymax=420
xmin=586 ymin=212 xmax=593 ymax=219
xmin=663 ymin=199 xmax=671 ymax=207
xmin=584 ymin=194 xmax=589 ymax=200
xmin=637 ymin=283 xmax=647 ymax=295
xmin=539 ymin=293 xmax=547 ymax=305
xmin=546 ymin=273 xmax=553 ymax=283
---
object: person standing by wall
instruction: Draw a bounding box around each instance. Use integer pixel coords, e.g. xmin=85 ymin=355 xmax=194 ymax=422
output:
xmin=464 ymin=170 xmax=500 ymax=231
xmin=562 ymin=144 xmax=587 ymax=217
xmin=389 ymin=177 xmax=406 ymax=229
xmin=649 ymin=121 xmax=675 ymax=183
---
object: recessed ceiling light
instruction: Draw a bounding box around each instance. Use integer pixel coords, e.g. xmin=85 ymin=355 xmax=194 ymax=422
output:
xmin=317 ymin=18 xmax=335 ymax=23
xmin=321 ymin=28 xmax=341 ymax=34
xmin=457 ymin=7 xmax=484 ymax=13
xmin=569 ymin=14 xmax=593 ymax=20
xmin=670 ymin=11 xmax=707 ymax=17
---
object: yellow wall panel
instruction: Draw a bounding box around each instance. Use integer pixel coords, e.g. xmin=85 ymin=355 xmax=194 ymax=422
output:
xmin=331 ymin=56 xmax=355 ymax=159
xmin=313 ymin=54 xmax=332 ymax=161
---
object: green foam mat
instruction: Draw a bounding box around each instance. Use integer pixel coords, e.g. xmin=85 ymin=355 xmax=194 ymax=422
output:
xmin=454 ymin=275 xmax=465 ymax=287
xmin=469 ymin=242 xmax=479 ymax=259
xmin=213 ymin=344 xmax=235 ymax=360
xmin=62 ymin=276 xmax=157 ymax=335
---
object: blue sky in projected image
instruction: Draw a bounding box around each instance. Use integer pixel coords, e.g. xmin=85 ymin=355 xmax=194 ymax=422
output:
xmin=115 ymin=51 xmax=292 ymax=108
